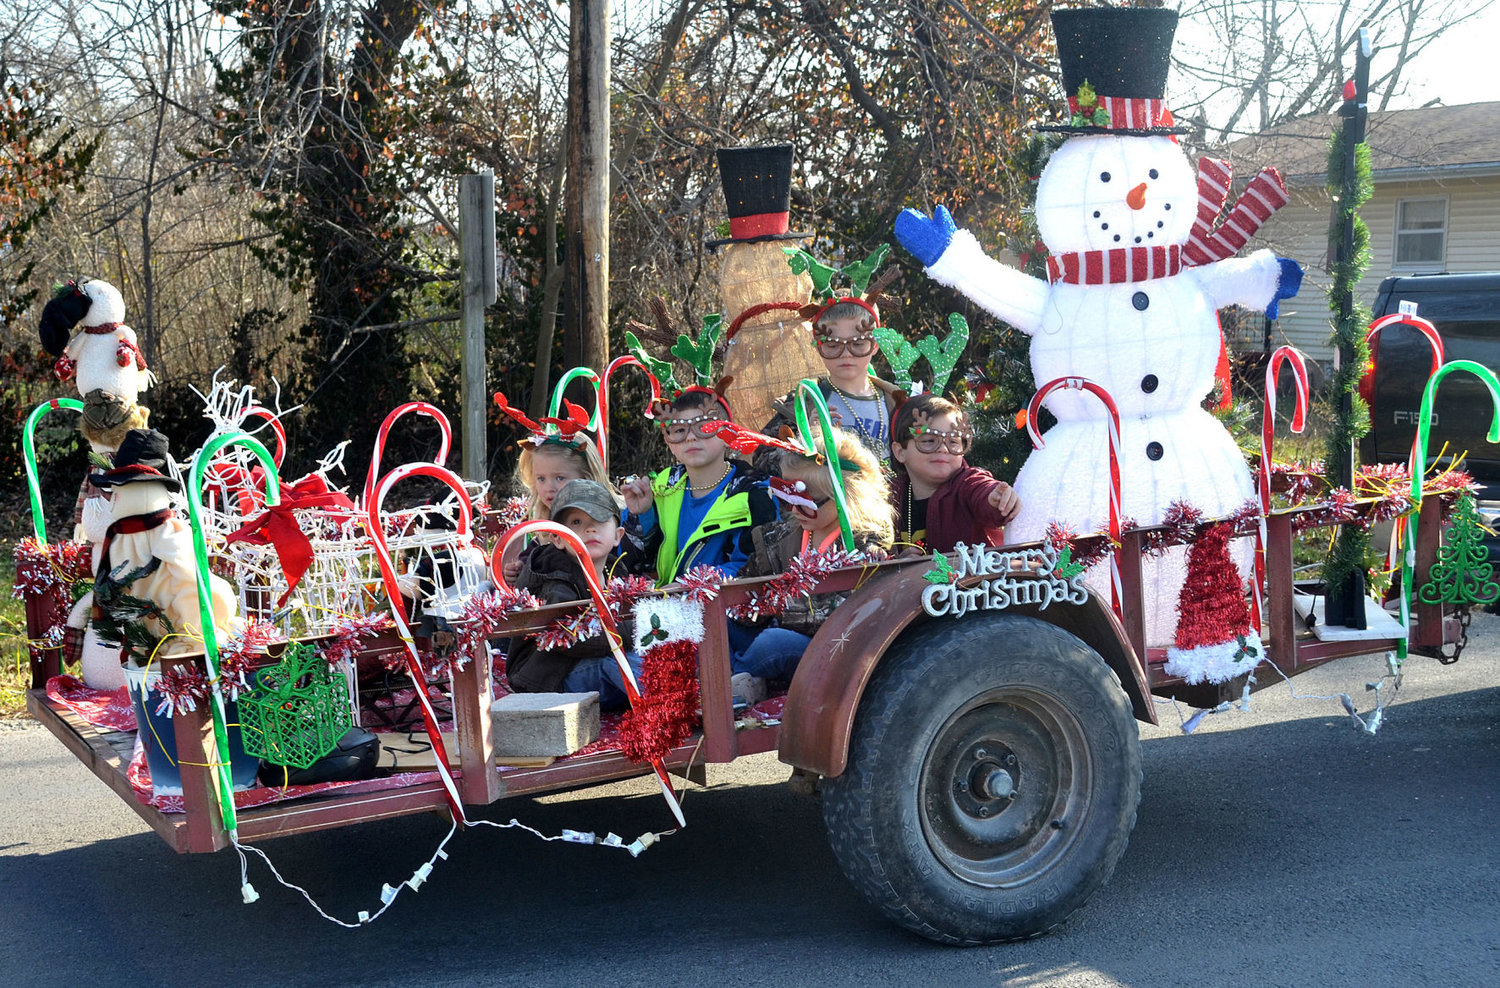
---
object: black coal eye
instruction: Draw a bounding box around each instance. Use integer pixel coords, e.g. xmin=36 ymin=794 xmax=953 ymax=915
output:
xmin=1149 ymin=169 xmax=1159 ymax=179
xmin=1100 ymin=172 xmax=1111 ymax=182
xmin=1092 ymin=210 xmax=1100 ymax=218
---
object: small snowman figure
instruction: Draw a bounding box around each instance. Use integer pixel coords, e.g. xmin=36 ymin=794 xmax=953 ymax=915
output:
xmin=895 ymin=6 xmax=1302 ymax=643
xmin=38 ymin=278 xmax=154 ymax=454
xmin=67 ymin=429 xmax=238 ymax=686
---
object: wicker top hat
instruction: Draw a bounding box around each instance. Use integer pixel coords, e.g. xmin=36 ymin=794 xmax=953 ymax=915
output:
xmin=706 ymin=144 xmax=812 ymax=248
xmin=1039 ymin=6 xmax=1187 ymax=136
xmin=89 ymin=428 xmax=181 ymax=492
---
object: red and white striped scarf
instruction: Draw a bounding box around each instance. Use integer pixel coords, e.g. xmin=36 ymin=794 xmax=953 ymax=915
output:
xmin=1046 ymin=158 xmax=1289 ymax=286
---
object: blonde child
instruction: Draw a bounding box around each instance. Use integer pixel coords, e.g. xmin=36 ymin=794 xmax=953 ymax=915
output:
xmin=500 ymin=437 xmax=613 ymax=582
xmin=890 ymin=392 xmax=1019 ymax=555
xmin=730 ymin=429 xmax=893 ymax=703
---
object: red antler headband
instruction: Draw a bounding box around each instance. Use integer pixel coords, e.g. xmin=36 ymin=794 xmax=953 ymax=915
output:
xmin=492 ymin=390 xmax=598 ymax=452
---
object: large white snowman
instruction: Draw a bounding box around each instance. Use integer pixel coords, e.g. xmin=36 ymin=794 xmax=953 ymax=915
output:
xmin=896 ymin=6 xmax=1302 ymax=644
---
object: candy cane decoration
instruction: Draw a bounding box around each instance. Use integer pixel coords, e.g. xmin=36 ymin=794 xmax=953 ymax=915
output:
xmin=596 ymin=354 xmax=664 ymax=471
xmin=1365 ymin=315 xmax=1445 ymax=580
xmin=187 ymin=432 xmax=283 ymax=836
xmin=364 ymin=402 xmax=453 ymax=508
xmin=22 ymin=397 xmax=84 ymax=545
xmin=791 ymin=379 xmax=857 ymax=552
xmin=368 ymin=462 xmax=474 ymax=823
xmin=490 ymin=520 xmax=686 ymax=827
xmin=1028 ymin=377 xmax=1123 ymax=617
xmin=237 ymin=405 xmax=288 ymax=468
xmin=1253 ymin=346 xmax=1310 ymax=631
xmin=548 ymin=366 xmax=602 ymax=432
xmin=1400 ymin=360 xmax=1500 ymax=659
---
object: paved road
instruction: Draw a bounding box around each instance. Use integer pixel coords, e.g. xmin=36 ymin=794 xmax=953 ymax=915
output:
xmin=3 ymin=617 xmax=1498 ymax=987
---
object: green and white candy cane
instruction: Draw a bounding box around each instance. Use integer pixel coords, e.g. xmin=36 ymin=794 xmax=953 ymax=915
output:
xmin=23 ymin=397 xmax=84 ymax=544
xmin=1400 ymin=359 xmax=1500 ymax=660
xmin=188 ymin=431 xmax=282 ymax=836
xmin=792 ymin=379 xmax=856 ymax=552
xmin=548 ymin=366 xmax=602 ymax=431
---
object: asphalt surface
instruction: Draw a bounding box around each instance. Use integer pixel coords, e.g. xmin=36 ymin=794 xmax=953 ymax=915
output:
xmin=2 ymin=616 xmax=1498 ymax=987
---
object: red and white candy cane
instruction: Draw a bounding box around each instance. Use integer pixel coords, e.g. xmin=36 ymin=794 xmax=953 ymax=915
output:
xmin=1028 ymin=377 xmax=1123 ymax=617
xmin=1364 ymin=314 xmax=1445 ymax=577
xmin=596 ymin=354 xmax=664 ymax=472
xmin=490 ymin=520 xmax=685 ymax=827
xmin=236 ymin=405 xmax=287 ymax=467
xmin=364 ymin=402 xmax=453 ymax=507
xmin=1253 ymin=346 xmax=1310 ymax=630
xmin=368 ymin=462 xmax=473 ymax=823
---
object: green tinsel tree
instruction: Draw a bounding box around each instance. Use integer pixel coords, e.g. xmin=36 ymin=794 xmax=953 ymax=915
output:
xmin=1321 ymin=124 xmax=1374 ymax=606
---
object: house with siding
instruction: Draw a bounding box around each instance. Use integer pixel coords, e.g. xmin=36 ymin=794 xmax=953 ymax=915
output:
xmin=1222 ymin=101 xmax=1500 ymax=362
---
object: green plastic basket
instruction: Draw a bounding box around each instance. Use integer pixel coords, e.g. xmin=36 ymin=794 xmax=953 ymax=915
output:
xmin=239 ymin=641 xmax=352 ymax=769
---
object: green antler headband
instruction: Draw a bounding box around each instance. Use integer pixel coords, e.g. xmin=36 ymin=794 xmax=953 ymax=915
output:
xmin=874 ymin=312 xmax=969 ymax=393
xmin=669 ymin=313 xmax=722 ymax=389
xmin=785 ymin=243 xmax=892 ymax=305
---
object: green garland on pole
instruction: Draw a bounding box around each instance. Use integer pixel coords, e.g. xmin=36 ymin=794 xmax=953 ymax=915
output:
xmin=1320 ymin=122 xmax=1375 ymax=606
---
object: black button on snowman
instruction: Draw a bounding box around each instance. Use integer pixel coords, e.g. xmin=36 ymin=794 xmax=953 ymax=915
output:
xmin=894 ymin=6 xmax=1303 ymax=645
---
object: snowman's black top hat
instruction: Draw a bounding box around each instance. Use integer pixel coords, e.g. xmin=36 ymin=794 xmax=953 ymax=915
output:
xmin=1039 ymin=7 xmax=1188 ymax=136
xmin=706 ymin=144 xmax=812 ymax=248
xmin=90 ymin=428 xmax=182 ymax=492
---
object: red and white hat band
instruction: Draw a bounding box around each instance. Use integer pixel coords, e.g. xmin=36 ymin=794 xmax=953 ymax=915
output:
xmin=1066 ymin=95 xmax=1173 ymax=130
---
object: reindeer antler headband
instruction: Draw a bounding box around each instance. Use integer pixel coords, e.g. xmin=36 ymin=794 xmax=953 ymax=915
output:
xmin=492 ymin=390 xmax=598 ymax=453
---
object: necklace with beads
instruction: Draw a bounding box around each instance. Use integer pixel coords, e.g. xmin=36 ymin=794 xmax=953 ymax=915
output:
xmin=683 ymin=461 xmax=732 ymax=494
xmin=827 ymin=381 xmax=888 ymax=462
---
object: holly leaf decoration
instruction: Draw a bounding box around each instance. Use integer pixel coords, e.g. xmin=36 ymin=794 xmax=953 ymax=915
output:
xmin=1053 ymin=546 xmax=1084 ymax=580
xmin=874 ymin=327 xmax=919 ymax=390
xmin=638 ymin=611 xmax=671 ymax=649
xmin=914 ymin=313 xmax=969 ymax=392
xmin=842 ymin=243 xmax=891 ymax=297
xmin=923 ymin=554 xmax=957 ymax=585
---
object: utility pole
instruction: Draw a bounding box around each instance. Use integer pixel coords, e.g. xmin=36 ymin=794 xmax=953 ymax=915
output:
xmin=460 ymin=171 xmax=497 ymax=482
xmin=564 ymin=0 xmax=611 ymax=379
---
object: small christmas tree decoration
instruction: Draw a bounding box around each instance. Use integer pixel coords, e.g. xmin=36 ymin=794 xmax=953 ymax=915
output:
xmin=240 ymin=640 xmax=353 ymax=769
xmin=1164 ymin=520 xmax=1264 ymax=685
xmin=1417 ymin=492 xmax=1500 ymax=607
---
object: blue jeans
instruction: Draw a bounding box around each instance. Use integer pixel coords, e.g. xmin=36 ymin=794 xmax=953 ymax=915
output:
xmin=561 ymin=651 xmax=645 ymax=712
xmin=732 ymin=627 xmax=812 ymax=682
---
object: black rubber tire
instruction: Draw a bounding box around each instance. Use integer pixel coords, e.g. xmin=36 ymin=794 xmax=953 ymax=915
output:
xmin=822 ymin=614 xmax=1142 ymax=945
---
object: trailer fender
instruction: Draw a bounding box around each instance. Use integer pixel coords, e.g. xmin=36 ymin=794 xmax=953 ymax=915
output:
xmin=778 ymin=565 xmax=1156 ymax=778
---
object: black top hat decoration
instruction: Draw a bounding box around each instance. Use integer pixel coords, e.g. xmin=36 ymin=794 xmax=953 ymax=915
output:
xmin=706 ymin=144 xmax=813 ymax=248
xmin=89 ymin=428 xmax=182 ymax=492
xmin=1038 ymin=6 xmax=1188 ymax=136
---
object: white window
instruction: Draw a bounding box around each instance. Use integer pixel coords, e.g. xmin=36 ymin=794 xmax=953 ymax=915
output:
xmin=1394 ymin=197 xmax=1447 ymax=269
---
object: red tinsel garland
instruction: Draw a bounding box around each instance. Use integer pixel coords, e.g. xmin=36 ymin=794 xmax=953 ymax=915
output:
xmin=12 ymin=537 xmax=92 ymax=599
xmin=454 ymin=586 xmax=544 ymax=661
xmin=534 ymin=575 xmax=654 ymax=653
xmin=616 ymin=638 xmax=700 ymax=764
xmin=153 ymin=664 xmax=210 ymax=717
xmin=727 ymin=547 xmax=863 ymax=622
xmin=215 ymin=617 xmax=283 ymax=701
xmin=494 ymin=496 xmax=531 ymax=529
xmin=318 ymin=612 xmax=395 ymax=668
xmin=675 ymin=565 xmax=725 ymax=603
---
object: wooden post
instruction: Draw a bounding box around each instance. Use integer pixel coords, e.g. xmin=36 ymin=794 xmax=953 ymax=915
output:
xmin=564 ymin=0 xmax=611 ymax=376
xmin=460 ymin=172 xmax=497 ymax=483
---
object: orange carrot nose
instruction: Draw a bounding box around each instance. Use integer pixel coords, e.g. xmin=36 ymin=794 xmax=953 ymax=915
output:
xmin=1126 ymin=182 xmax=1148 ymax=210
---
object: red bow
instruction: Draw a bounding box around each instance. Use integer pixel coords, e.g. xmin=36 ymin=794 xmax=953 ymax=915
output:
xmin=224 ymin=474 xmax=357 ymax=607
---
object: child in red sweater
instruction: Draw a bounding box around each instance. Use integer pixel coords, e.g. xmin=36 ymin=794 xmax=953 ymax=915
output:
xmin=890 ymin=392 xmax=1020 ymax=554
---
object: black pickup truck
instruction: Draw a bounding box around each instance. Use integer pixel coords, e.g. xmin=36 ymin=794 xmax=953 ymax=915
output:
xmin=1360 ymin=273 xmax=1500 ymax=488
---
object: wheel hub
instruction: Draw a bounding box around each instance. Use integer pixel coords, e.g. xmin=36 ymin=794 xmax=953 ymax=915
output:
xmin=919 ymin=688 xmax=1092 ymax=888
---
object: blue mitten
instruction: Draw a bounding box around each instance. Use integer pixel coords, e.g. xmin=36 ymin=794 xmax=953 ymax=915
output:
xmin=1266 ymin=257 xmax=1304 ymax=320
xmin=895 ymin=205 xmax=957 ymax=267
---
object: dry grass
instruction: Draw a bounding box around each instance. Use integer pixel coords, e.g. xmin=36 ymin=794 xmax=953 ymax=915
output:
xmin=0 ymin=563 xmax=35 ymax=719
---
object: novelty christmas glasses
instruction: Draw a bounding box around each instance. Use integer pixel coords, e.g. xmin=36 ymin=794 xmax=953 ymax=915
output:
xmin=909 ymin=425 xmax=973 ymax=454
xmin=815 ymin=333 xmax=878 ymax=358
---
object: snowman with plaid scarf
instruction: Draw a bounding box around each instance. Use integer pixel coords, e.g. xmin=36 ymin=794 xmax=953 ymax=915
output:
xmin=896 ymin=6 xmax=1302 ymax=644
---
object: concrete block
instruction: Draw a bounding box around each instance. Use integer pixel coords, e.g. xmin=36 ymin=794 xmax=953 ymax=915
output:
xmin=490 ymin=691 xmax=600 ymax=757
